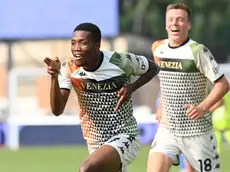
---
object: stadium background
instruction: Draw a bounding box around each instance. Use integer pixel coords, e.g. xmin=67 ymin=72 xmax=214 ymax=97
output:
xmin=0 ymin=0 xmax=230 ymax=171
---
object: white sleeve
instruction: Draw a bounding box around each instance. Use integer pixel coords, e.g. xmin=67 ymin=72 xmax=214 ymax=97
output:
xmin=58 ymin=60 xmax=72 ymax=90
xmin=195 ymin=44 xmax=224 ymax=83
xmin=120 ymin=53 xmax=149 ymax=76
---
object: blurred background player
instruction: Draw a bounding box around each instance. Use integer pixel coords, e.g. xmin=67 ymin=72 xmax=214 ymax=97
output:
xmin=44 ymin=22 xmax=159 ymax=172
xmin=147 ymin=3 xmax=229 ymax=172
xmin=212 ymin=91 xmax=230 ymax=153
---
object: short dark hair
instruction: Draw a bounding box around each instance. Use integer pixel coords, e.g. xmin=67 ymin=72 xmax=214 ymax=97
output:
xmin=166 ymin=3 xmax=192 ymax=21
xmin=74 ymin=22 xmax=101 ymax=42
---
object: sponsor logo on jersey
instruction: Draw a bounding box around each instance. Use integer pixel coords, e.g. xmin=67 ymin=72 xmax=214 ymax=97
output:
xmin=80 ymin=82 xmax=118 ymax=91
xmin=125 ymin=53 xmax=132 ymax=61
xmin=158 ymin=61 xmax=183 ymax=70
xmin=136 ymin=56 xmax=146 ymax=70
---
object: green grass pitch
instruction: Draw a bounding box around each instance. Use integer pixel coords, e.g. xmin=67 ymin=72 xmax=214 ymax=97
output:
xmin=0 ymin=144 xmax=229 ymax=172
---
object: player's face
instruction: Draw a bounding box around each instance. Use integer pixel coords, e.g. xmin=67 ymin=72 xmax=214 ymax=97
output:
xmin=71 ymin=31 xmax=98 ymax=67
xmin=166 ymin=9 xmax=191 ymax=44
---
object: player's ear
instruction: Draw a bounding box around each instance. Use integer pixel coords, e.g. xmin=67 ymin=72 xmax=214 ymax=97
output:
xmin=188 ymin=21 xmax=191 ymax=30
xmin=95 ymin=42 xmax=100 ymax=49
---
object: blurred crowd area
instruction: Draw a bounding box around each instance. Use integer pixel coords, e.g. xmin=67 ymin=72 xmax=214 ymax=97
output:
xmin=0 ymin=0 xmax=230 ymax=119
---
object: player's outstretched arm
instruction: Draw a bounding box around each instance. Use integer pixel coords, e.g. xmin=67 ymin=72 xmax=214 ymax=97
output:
xmin=44 ymin=57 xmax=70 ymax=116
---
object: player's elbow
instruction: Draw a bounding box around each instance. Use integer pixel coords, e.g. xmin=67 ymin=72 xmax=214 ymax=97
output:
xmin=149 ymin=61 xmax=160 ymax=77
xmin=51 ymin=108 xmax=63 ymax=116
xmin=215 ymin=76 xmax=229 ymax=94
xmin=50 ymin=101 xmax=65 ymax=116
xmin=221 ymin=77 xmax=230 ymax=93
xmin=155 ymin=64 xmax=160 ymax=75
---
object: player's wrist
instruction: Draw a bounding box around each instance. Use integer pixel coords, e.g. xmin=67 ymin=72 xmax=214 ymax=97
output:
xmin=198 ymin=104 xmax=207 ymax=114
xmin=51 ymin=73 xmax=59 ymax=79
xmin=127 ymin=83 xmax=137 ymax=93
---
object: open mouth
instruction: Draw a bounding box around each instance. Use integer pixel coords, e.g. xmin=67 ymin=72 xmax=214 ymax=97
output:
xmin=171 ymin=29 xmax=180 ymax=33
xmin=74 ymin=55 xmax=82 ymax=60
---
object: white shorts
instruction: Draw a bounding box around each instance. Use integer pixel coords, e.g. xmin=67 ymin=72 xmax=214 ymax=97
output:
xmin=149 ymin=128 xmax=220 ymax=172
xmin=88 ymin=134 xmax=140 ymax=172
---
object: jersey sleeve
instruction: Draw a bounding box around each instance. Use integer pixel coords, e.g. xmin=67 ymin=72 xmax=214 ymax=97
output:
xmin=151 ymin=41 xmax=159 ymax=63
xmin=120 ymin=53 xmax=150 ymax=76
xmin=151 ymin=40 xmax=165 ymax=63
xmin=110 ymin=52 xmax=149 ymax=76
xmin=58 ymin=60 xmax=72 ymax=90
xmin=194 ymin=44 xmax=224 ymax=83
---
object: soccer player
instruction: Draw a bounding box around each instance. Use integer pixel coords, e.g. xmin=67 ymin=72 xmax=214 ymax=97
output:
xmin=44 ymin=22 xmax=159 ymax=172
xmin=147 ymin=3 xmax=229 ymax=172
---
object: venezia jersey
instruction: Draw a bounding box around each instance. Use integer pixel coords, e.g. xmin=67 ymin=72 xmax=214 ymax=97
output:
xmin=152 ymin=39 xmax=224 ymax=137
xmin=58 ymin=50 xmax=149 ymax=148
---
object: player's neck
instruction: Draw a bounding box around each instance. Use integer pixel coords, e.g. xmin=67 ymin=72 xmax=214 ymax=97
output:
xmin=83 ymin=51 xmax=103 ymax=72
xmin=168 ymin=37 xmax=189 ymax=48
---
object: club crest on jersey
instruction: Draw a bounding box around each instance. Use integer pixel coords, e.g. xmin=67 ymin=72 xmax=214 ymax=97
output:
xmin=158 ymin=61 xmax=183 ymax=70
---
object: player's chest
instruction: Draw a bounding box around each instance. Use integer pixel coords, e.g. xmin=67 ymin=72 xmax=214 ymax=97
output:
xmin=154 ymin=48 xmax=198 ymax=73
xmin=69 ymin=69 xmax=127 ymax=92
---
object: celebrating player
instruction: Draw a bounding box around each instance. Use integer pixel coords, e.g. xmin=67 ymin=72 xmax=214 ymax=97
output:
xmin=44 ymin=22 xmax=159 ymax=172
